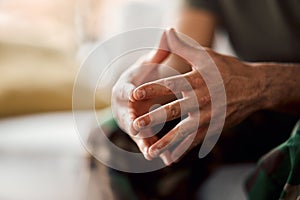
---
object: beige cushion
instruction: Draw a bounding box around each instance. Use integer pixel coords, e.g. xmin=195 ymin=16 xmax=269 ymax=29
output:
xmin=0 ymin=0 xmax=106 ymax=117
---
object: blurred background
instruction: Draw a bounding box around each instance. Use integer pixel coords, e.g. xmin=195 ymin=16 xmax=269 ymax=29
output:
xmin=0 ymin=0 xmax=179 ymax=199
xmin=0 ymin=0 xmax=235 ymax=199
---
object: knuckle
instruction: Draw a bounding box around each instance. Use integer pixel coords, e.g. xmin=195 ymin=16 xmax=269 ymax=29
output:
xmin=163 ymin=79 xmax=175 ymax=92
xmin=177 ymin=130 xmax=187 ymax=140
xmin=185 ymin=97 xmax=198 ymax=108
xmin=156 ymin=142 xmax=165 ymax=150
xmin=191 ymin=139 xmax=199 ymax=149
xmin=176 ymin=125 xmax=189 ymax=139
xmin=145 ymin=85 xmax=154 ymax=95
xmin=192 ymin=97 xmax=200 ymax=106
xmin=200 ymin=113 xmax=211 ymax=126
xmin=199 ymin=95 xmax=211 ymax=106
xmin=193 ymin=76 xmax=204 ymax=87
xmin=186 ymin=70 xmax=204 ymax=88
xmin=167 ymin=103 xmax=180 ymax=119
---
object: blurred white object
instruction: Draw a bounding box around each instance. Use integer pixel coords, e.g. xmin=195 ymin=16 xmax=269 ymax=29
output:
xmin=77 ymin=0 xmax=182 ymax=106
xmin=0 ymin=112 xmax=90 ymax=200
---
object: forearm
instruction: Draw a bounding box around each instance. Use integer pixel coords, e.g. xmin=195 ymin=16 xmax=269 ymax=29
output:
xmin=258 ymin=62 xmax=300 ymax=114
xmin=175 ymin=8 xmax=217 ymax=47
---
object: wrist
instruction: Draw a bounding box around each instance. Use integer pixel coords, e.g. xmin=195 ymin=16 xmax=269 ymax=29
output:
xmin=251 ymin=62 xmax=286 ymax=110
xmin=247 ymin=62 xmax=271 ymax=110
xmin=250 ymin=62 xmax=300 ymax=113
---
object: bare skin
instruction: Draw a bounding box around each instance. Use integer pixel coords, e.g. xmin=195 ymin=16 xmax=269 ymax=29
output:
xmin=112 ymin=8 xmax=300 ymax=165
xmin=112 ymin=8 xmax=217 ymax=165
xmin=130 ymin=29 xmax=300 ymax=162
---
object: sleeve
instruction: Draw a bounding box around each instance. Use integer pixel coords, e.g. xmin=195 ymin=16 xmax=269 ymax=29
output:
xmin=185 ymin=0 xmax=220 ymax=13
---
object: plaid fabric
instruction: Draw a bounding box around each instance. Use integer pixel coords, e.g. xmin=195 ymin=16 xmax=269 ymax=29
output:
xmin=246 ymin=120 xmax=300 ymax=200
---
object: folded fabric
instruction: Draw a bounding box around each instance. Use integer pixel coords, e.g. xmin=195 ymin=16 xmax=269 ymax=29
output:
xmin=246 ymin=120 xmax=300 ymax=200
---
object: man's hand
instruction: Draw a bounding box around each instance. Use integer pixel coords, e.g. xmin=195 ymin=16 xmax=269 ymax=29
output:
xmin=113 ymin=28 xmax=300 ymax=165
xmin=130 ymin=29 xmax=266 ymax=162
xmin=112 ymin=32 xmax=175 ymax=165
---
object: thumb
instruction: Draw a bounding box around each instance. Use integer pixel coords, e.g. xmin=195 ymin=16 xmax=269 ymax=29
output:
xmin=165 ymin=28 xmax=202 ymax=64
xmin=146 ymin=31 xmax=171 ymax=64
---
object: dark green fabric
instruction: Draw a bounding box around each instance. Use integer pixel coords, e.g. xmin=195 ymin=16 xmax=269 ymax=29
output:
xmin=91 ymin=110 xmax=299 ymax=199
xmin=185 ymin=0 xmax=300 ymax=62
xmin=105 ymin=120 xmax=214 ymax=200
xmin=245 ymin=121 xmax=300 ymax=200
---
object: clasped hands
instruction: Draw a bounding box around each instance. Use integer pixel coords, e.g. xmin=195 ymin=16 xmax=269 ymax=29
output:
xmin=112 ymin=29 xmax=265 ymax=165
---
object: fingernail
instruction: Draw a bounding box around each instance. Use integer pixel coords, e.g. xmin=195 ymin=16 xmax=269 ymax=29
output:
xmin=137 ymin=119 xmax=145 ymax=128
xmin=135 ymin=89 xmax=146 ymax=100
xmin=133 ymin=119 xmax=145 ymax=131
xmin=161 ymin=155 xmax=173 ymax=166
xmin=150 ymin=149 xmax=159 ymax=158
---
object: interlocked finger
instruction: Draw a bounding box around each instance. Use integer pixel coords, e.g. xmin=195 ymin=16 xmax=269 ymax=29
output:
xmin=148 ymin=116 xmax=199 ymax=157
xmin=133 ymin=70 xmax=205 ymax=101
xmin=133 ymin=97 xmax=198 ymax=131
xmin=131 ymin=128 xmax=173 ymax=165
